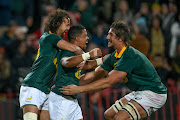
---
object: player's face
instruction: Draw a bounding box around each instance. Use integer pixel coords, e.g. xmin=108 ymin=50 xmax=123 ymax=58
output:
xmin=77 ymin=29 xmax=89 ymax=49
xmin=106 ymin=28 xmax=118 ymax=48
xmin=57 ymin=18 xmax=70 ymax=37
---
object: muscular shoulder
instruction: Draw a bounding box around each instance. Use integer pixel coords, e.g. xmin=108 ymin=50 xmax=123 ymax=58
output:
xmin=40 ymin=32 xmax=62 ymax=42
xmin=124 ymin=46 xmax=145 ymax=60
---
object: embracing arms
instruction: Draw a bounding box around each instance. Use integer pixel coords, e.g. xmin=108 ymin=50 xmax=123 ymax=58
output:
xmin=61 ymin=48 xmax=102 ymax=68
xmin=61 ymin=68 xmax=127 ymax=95
xmin=57 ymin=40 xmax=84 ymax=55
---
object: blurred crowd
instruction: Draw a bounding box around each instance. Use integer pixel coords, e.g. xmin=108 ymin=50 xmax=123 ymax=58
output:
xmin=0 ymin=0 xmax=180 ymax=95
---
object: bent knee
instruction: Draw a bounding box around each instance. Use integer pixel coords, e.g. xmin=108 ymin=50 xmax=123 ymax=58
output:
xmin=104 ymin=110 xmax=110 ymax=118
xmin=104 ymin=109 xmax=114 ymax=120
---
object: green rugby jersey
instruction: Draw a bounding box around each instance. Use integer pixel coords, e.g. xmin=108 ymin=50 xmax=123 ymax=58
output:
xmin=101 ymin=46 xmax=167 ymax=94
xmin=22 ymin=32 xmax=62 ymax=94
xmin=52 ymin=50 xmax=81 ymax=99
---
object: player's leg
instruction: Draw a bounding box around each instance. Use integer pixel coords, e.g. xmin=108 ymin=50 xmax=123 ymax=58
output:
xmin=49 ymin=92 xmax=83 ymax=120
xmin=114 ymin=100 xmax=147 ymax=120
xmin=49 ymin=92 xmax=60 ymax=120
xmin=104 ymin=97 xmax=129 ymax=120
xmin=23 ymin=105 xmax=39 ymax=120
xmin=39 ymin=95 xmax=50 ymax=120
xmin=39 ymin=110 xmax=50 ymax=120
xmin=114 ymin=91 xmax=167 ymax=120
xmin=19 ymin=86 xmax=48 ymax=120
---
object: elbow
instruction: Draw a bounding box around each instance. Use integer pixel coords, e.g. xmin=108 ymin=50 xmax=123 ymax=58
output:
xmin=61 ymin=59 xmax=71 ymax=68
xmin=64 ymin=63 xmax=70 ymax=68
xmin=63 ymin=62 xmax=74 ymax=68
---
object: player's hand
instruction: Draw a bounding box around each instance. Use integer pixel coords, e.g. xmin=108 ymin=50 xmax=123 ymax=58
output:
xmin=89 ymin=48 xmax=102 ymax=59
xmin=60 ymin=84 xmax=79 ymax=95
xmin=77 ymin=61 xmax=86 ymax=70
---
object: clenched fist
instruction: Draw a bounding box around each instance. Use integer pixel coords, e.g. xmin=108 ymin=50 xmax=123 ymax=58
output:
xmin=89 ymin=48 xmax=102 ymax=59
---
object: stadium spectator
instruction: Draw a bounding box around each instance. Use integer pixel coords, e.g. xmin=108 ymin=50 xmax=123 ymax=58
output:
xmin=130 ymin=21 xmax=150 ymax=57
xmin=113 ymin=0 xmax=133 ymax=23
xmin=0 ymin=51 xmax=10 ymax=92
xmin=170 ymin=11 xmax=180 ymax=58
xmin=150 ymin=15 xmax=165 ymax=57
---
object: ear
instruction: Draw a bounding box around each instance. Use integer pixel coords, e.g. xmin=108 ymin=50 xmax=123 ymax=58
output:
xmin=75 ymin=36 xmax=79 ymax=42
xmin=118 ymin=37 xmax=124 ymax=42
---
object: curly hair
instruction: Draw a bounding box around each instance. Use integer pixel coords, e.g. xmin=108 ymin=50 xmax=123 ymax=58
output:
xmin=110 ymin=20 xmax=131 ymax=46
xmin=44 ymin=8 xmax=70 ymax=33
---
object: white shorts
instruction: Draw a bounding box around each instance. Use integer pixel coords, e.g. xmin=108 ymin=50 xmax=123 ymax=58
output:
xmin=124 ymin=90 xmax=167 ymax=116
xmin=49 ymin=92 xmax=83 ymax=120
xmin=19 ymin=86 xmax=49 ymax=110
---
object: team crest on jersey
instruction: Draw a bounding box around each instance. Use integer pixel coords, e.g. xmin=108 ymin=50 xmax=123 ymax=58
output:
xmin=25 ymin=96 xmax=32 ymax=102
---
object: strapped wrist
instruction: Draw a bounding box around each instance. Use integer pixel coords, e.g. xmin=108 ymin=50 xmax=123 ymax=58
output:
xmin=82 ymin=52 xmax=90 ymax=61
xmin=96 ymin=58 xmax=103 ymax=65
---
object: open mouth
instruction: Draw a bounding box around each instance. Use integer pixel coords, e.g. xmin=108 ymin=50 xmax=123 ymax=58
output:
xmin=108 ymin=40 xmax=112 ymax=44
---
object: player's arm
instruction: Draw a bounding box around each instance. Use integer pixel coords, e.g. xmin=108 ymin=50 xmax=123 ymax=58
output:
xmin=57 ymin=40 xmax=84 ymax=55
xmin=79 ymin=66 xmax=108 ymax=85
xmin=81 ymin=55 xmax=108 ymax=70
xmin=61 ymin=70 xmax=127 ymax=95
xmin=61 ymin=48 xmax=102 ymax=68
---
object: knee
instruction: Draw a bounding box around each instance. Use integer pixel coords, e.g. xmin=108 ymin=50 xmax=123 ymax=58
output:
xmin=104 ymin=110 xmax=113 ymax=120
xmin=114 ymin=114 xmax=126 ymax=120
xmin=114 ymin=115 xmax=119 ymax=120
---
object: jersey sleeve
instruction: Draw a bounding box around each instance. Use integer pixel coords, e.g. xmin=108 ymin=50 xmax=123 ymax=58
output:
xmin=47 ymin=34 xmax=62 ymax=47
xmin=114 ymin=55 xmax=138 ymax=73
xmin=100 ymin=54 xmax=113 ymax=72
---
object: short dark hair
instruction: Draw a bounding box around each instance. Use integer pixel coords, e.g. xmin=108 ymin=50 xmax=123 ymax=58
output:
xmin=110 ymin=20 xmax=130 ymax=46
xmin=68 ymin=25 xmax=85 ymax=42
xmin=44 ymin=8 xmax=70 ymax=33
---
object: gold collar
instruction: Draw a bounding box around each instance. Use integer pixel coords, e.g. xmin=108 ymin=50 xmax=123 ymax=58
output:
xmin=114 ymin=46 xmax=127 ymax=58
